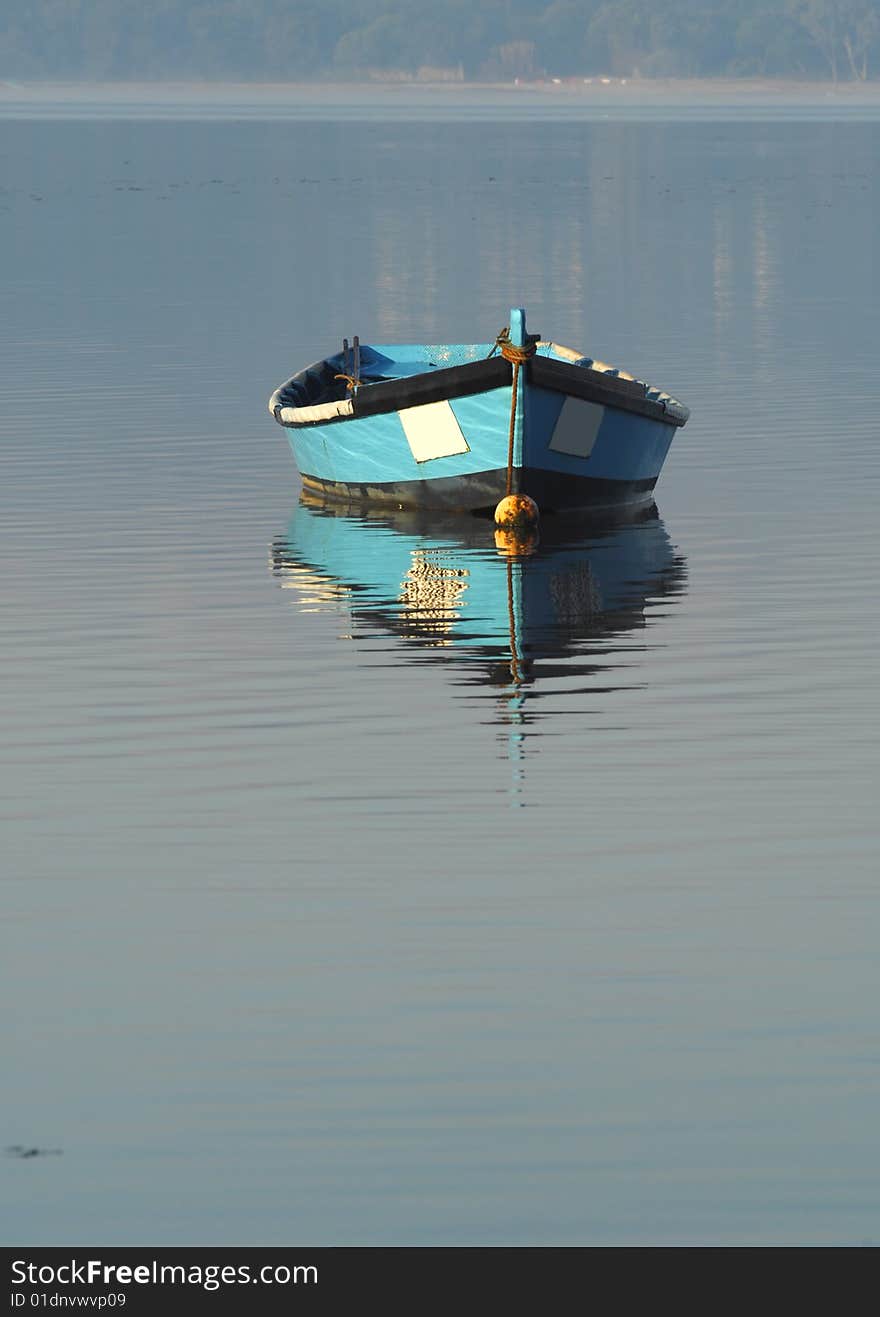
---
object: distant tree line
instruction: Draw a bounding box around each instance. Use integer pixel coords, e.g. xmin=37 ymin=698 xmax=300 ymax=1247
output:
xmin=2 ymin=0 xmax=878 ymax=82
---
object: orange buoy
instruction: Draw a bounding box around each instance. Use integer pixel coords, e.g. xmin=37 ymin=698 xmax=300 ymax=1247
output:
xmin=494 ymin=493 xmax=539 ymax=530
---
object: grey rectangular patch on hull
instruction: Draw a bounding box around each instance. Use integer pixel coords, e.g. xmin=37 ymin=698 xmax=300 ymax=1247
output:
xmin=548 ymin=397 xmax=605 ymax=459
xmin=399 ymin=400 xmax=471 ymax=463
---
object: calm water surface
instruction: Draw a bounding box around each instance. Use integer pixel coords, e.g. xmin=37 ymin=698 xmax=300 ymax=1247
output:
xmin=2 ymin=103 xmax=879 ymax=1245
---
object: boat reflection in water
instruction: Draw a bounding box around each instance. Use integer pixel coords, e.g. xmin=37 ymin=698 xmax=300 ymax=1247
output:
xmin=270 ymin=494 xmax=686 ymax=789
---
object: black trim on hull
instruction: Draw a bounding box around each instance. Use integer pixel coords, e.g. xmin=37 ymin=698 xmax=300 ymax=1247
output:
xmin=355 ymin=356 xmax=512 ymax=418
xmin=529 ymin=355 xmax=687 ymax=426
xmin=275 ymin=357 xmax=513 ymax=428
xmin=515 ymin=468 xmax=657 ymax=510
xmin=301 ymin=469 xmax=657 ymax=512
xmin=273 ymin=353 xmax=687 ymax=430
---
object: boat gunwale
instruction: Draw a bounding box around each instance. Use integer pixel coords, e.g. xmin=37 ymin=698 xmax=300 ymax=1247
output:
xmin=270 ymin=352 xmax=688 ymax=430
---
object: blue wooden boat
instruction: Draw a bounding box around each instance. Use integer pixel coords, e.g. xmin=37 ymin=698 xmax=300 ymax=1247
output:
xmin=269 ymin=308 xmax=689 ymax=513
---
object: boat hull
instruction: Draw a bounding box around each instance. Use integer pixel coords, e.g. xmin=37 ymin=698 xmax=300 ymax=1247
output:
xmin=300 ymin=467 xmax=658 ymax=512
xmin=287 ymin=380 xmax=675 ymax=511
xmin=272 ymin=321 xmax=687 ymax=513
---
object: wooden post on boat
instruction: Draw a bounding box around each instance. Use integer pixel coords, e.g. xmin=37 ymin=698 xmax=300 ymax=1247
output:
xmin=343 ymin=337 xmax=350 ymax=376
xmin=353 ymin=335 xmax=360 ymax=388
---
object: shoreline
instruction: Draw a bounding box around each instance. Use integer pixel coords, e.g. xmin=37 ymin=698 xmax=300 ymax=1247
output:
xmin=3 ymin=77 xmax=880 ymax=100
xmin=3 ymin=78 xmax=880 ymax=120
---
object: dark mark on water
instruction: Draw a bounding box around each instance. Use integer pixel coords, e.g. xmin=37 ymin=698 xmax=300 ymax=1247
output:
xmin=6 ymin=1145 xmax=63 ymax=1160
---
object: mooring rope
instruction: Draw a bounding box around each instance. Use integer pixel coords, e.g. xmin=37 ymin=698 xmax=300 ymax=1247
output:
xmin=489 ymin=328 xmax=537 ymax=497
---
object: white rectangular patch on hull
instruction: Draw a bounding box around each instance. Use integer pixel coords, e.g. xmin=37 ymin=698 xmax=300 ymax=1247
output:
xmin=548 ymin=398 xmax=604 ymax=459
xmin=399 ymin=400 xmax=470 ymax=464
